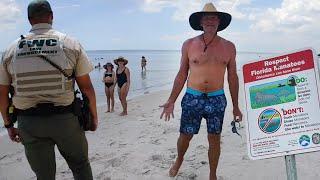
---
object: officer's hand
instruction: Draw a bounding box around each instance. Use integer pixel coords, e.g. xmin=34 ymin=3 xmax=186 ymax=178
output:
xmin=7 ymin=127 xmax=21 ymax=143
xmin=159 ymin=101 xmax=174 ymax=121
xmin=90 ymin=118 xmax=98 ymax=131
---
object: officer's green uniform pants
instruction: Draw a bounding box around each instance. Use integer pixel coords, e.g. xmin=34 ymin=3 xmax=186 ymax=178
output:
xmin=18 ymin=113 xmax=93 ymax=180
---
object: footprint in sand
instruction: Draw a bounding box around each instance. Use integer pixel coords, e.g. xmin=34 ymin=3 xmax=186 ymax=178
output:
xmin=152 ymin=108 xmax=160 ymax=112
xmin=151 ymin=154 xmax=162 ymax=161
xmin=138 ymin=118 xmax=147 ymax=121
xmin=200 ymin=161 xmax=208 ymax=165
xmin=0 ymin=155 xmax=7 ymax=160
xmin=195 ymin=145 xmax=207 ymax=152
xmin=118 ymin=143 xmax=128 ymax=148
xmin=96 ymin=171 xmax=111 ymax=180
xmin=150 ymin=138 xmax=165 ymax=145
xmin=176 ymin=172 xmax=198 ymax=180
xmin=168 ymin=148 xmax=176 ymax=153
xmin=149 ymin=154 xmax=172 ymax=169
xmin=109 ymin=141 xmax=116 ymax=146
xmin=169 ymin=154 xmax=176 ymax=160
xmin=162 ymin=127 xmax=177 ymax=135
xmin=138 ymin=134 xmax=146 ymax=139
xmin=185 ymin=154 xmax=196 ymax=162
xmin=105 ymin=155 xmax=127 ymax=168
xmin=142 ymin=169 xmax=151 ymax=175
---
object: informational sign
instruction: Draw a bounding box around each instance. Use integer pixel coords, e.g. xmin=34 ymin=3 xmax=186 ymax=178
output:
xmin=242 ymin=48 xmax=320 ymax=160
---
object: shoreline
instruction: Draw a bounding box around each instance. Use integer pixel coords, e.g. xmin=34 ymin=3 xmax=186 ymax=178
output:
xmin=1 ymin=89 xmax=320 ymax=179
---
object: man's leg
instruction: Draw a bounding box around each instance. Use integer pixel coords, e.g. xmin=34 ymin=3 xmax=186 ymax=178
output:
xmin=54 ymin=113 xmax=93 ymax=180
xmin=19 ymin=128 xmax=56 ymax=180
xmin=205 ymin=93 xmax=226 ymax=180
xmin=207 ymin=134 xmax=221 ymax=180
xmin=169 ymin=133 xmax=193 ymax=177
xmin=170 ymin=92 xmax=201 ymax=177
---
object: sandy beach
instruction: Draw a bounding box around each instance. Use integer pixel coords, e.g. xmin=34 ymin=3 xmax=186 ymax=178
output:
xmin=1 ymin=88 xmax=320 ymax=180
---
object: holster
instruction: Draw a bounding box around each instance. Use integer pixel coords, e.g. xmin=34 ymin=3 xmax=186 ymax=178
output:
xmin=73 ymin=90 xmax=93 ymax=131
xmin=8 ymin=87 xmax=17 ymax=123
xmin=8 ymin=104 xmax=17 ymax=124
xmin=72 ymin=96 xmax=82 ymax=116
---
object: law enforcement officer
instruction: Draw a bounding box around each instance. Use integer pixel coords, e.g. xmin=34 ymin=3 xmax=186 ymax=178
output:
xmin=0 ymin=1 xmax=98 ymax=179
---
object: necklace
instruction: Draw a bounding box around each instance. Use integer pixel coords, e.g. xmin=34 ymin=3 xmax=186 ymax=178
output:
xmin=202 ymin=34 xmax=216 ymax=52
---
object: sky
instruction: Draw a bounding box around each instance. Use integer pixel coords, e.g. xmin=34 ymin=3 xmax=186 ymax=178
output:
xmin=1 ymin=0 xmax=320 ymax=53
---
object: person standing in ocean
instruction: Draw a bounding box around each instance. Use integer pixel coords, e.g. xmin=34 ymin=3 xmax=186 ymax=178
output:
xmin=141 ymin=56 xmax=147 ymax=71
xmin=160 ymin=3 xmax=242 ymax=180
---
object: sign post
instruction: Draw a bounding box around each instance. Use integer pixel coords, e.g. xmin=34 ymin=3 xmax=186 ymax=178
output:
xmin=285 ymin=155 xmax=297 ymax=180
xmin=242 ymin=48 xmax=320 ymax=179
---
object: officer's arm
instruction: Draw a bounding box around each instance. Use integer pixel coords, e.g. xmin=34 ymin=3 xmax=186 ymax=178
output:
xmin=75 ymin=74 xmax=98 ymax=130
xmin=0 ymin=85 xmax=10 ymax=124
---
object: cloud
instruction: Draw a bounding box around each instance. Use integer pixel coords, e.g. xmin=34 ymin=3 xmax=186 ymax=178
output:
xmin=141 ymin=0 xmax=252 ymax=21
xmin=55 ymin=4 xmax=81 ymax=9
xmin=249 ymin=0 xmax=320 ymax=33
xmin=160 ymin=31 xmax=199 ymax=42
xmin=141 ymin=0 xmax=174 ymax=13
xmin=169 ymin=1 xmax=203 ymax=21
xmin=140 ymin=0 xmax=320 ymax=52
xmin=217 ymin=0 xmax=251 ymax=19
xmin=0 ymin=0 xmax=22 ymax=31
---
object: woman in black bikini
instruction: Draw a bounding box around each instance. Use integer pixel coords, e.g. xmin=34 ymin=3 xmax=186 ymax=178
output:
xmin=102 ymin=62 xmax=116 ymax=112
xmin=114 ymin=57 xmax=130 ymax=116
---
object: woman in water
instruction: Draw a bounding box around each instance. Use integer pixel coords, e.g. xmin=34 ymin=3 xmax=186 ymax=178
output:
xmin=114 ymin=57 xmax=130 ymax=116
xmin=102 ymin=62 xmax=116 ymax=112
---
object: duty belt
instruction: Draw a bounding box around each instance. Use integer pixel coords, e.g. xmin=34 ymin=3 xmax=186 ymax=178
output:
xmin=16 ymin=103 xmax=73 ymax=116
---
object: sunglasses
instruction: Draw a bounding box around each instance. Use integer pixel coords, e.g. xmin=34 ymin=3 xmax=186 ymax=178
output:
xmin=231 ymin=120 xmax=241 ymax=137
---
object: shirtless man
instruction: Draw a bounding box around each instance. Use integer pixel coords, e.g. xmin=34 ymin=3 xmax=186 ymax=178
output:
xmin=160 ymin=3 xmax=242 ymax=180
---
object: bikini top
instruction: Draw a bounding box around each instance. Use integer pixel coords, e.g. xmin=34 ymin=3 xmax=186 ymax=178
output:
xmin=105 ymin=72 xmax=113 ymax=78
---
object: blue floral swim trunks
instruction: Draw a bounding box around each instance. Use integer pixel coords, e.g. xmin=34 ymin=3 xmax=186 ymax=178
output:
xmin=180 ymin=88 xmax=227 ymax=134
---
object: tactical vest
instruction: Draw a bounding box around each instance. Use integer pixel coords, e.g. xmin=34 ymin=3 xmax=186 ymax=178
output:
xmin=12 ymin=34 xmax=74 ymax=96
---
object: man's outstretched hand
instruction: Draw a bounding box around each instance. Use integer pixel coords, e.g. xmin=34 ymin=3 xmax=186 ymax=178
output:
xmin=160 ymin=101 xmax=174 ymax=121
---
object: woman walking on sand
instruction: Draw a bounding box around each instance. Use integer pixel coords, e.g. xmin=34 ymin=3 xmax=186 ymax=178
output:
xmin=102 ymin=62 xmax=116 ymax=112
xmin=114 ymin=57 xmax=130 ymax=116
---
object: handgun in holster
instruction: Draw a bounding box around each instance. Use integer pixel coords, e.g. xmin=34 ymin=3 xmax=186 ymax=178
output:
xmin=73 ymin=89 xmax=83 ymax=116
xmin=8 ymin=104 xmax=17 ymax=123
xmin=8 ymin=85 xmax=17 ymax=123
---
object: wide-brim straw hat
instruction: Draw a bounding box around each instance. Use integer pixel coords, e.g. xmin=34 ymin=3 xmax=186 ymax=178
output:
xmin=189 ymin=3 xmax=231 ymax=31
xmin=103 ymin=62 xmax=114 ymax=69
xmin=114 ymin=56 xmax=128 ymax=65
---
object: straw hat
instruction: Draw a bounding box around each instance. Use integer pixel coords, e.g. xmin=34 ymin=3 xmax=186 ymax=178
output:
xmin=189 ymin=3 xmax=231 ymax=31
xmin=114 ymin=56 xmax=128 ymax=65
xmin=103 ymin=62 xmax=114 ymax=69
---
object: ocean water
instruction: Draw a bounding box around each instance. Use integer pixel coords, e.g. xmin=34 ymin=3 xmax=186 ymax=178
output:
xmin=0 ymin=50 xmax=270 ymax=133
xmin=87 ymin=50 xmax=181 ymax=106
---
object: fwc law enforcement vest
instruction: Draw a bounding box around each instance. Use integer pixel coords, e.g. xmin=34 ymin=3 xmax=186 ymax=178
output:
xmin=12 ymin=34 xmax=74 ymax=96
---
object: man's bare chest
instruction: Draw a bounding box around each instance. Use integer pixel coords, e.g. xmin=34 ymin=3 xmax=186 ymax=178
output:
xmin=189 ymin=51 xmax=229 ymax=67
xmin=188 ymin=41 xmax=230 ymax=66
